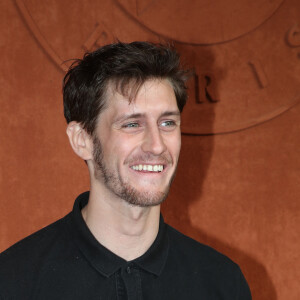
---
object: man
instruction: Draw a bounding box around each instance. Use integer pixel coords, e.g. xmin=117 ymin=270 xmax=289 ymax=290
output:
xmin=0 ymin=42 xmax=251 ymax=299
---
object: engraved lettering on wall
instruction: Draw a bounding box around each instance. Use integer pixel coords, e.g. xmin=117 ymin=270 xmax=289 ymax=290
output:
xmin=194 ymin=71 xmax=219 ymax=104
xmin=249 ymin=60 xmax=269 ymax=88
xmin=83 ymin=23 xmax=114 ymax=52
xmin=286 ymin=23 xmax=300 ymax=47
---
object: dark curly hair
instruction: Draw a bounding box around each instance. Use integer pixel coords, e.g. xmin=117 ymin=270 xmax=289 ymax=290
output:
xmin=63 ymin=41 xmax=189 ymax=135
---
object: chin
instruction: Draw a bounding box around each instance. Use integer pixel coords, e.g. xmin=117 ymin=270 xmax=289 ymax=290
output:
xmin=119 ymin=185 xmax=170 ymax=208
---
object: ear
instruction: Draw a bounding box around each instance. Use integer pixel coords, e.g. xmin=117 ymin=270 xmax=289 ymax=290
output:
xmin=66 ymin=122 xmax=93 ymax=160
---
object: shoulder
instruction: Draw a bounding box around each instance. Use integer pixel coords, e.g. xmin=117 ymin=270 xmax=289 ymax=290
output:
xmin=0 ymin=215 xmax=71 ymax=294
xmin=165 ymin=224 xmax=252 ymax=299
xmin=0 ymin=215 xmax=67 ymax=261
xmin=166 ymin=224 xmax=235 ymax=268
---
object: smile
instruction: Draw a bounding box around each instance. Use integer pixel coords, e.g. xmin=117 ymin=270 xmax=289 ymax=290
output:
xmin=130 ymin=164 xmax=164 ymax=172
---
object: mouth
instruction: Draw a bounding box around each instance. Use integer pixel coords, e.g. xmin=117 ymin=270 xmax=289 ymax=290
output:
xmin=130 ymin=164 xmax=164 ymax=173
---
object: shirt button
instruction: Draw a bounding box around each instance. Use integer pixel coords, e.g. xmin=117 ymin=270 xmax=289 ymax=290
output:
xmin=126 ymin=266 xmax=131 ymax=274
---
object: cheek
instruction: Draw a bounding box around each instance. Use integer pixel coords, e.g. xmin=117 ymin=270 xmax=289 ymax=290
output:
xmin=107 ymin=135 xmax=139 ymax=164
xmin=170 ymin=131 xmax=181 ymax=153
xmin=164 ymin=132 xmax=181 ymax=161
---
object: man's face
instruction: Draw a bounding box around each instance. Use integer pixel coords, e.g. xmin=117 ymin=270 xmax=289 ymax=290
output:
xmin=92 ymin=79 xmax=181 ymax=207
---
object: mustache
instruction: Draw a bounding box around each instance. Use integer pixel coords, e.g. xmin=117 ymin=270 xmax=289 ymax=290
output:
xmin=125 ymin=152 xmax=172 ymax=165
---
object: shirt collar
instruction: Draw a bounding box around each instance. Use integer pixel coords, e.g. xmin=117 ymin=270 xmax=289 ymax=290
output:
xmin=66 ymin=191 xmax=169 ymax=278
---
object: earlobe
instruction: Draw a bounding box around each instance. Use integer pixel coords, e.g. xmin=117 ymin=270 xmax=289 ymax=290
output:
xmin=66 ymin=122 xmax=93 ymax=160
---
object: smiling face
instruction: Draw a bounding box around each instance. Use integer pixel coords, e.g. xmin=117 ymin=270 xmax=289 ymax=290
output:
xmin=91 ymin=79 xmax=181 ymax=207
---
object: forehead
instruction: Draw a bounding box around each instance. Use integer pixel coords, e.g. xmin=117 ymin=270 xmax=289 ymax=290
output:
xmin=104 ymin=79 xmax=179 ymax=118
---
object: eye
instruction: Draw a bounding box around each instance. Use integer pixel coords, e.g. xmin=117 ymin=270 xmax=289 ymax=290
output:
xmin=122 ymin=122 xmax=140 ymax=128
xmin=120 ymin=122 xmax=144 ymax=133
xmin=159 ymin=120 xmax=179 ymax=132
xmin=161 ymin=120 xmax=176 ymax=127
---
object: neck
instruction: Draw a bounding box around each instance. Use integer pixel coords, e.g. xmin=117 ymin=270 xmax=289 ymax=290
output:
xmin=81 ymin=186 xmax=161 ymax=261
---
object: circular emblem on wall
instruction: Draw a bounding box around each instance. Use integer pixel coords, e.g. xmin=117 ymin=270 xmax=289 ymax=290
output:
xmin=118 ymin=0 xmax=300 ymax=134
xmin=17 ymin=0 xmax=300 ymax=134
xmin=117 ymin=0 xmax=285 ymax=44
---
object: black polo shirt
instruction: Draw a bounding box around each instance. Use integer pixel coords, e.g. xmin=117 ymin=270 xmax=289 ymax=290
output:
xmin=0 ymin=192 xmax=251 ymax=299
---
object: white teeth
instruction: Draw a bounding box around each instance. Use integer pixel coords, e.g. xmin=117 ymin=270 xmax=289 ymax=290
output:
xmin=131 ymin=164 xmax=164 ymax=172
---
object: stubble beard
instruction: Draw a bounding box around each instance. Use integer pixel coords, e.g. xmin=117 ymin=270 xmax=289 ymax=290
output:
xmin=92 ymin=136 xmax=177 ymax=207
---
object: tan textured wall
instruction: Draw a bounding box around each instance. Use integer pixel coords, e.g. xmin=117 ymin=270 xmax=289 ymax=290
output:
xmin=0 ymin=1 xmax=299 ymax=299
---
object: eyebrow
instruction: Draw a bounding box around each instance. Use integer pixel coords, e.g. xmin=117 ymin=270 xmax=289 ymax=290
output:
xmin=114 ymin=111 xmax=180 ymax=123
xmin=160 ymin=111 xmax=181 ymax=118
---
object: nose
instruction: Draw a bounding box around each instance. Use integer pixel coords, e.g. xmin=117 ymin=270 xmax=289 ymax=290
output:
xmin=141 ymin=126 xmax=167 ymax=155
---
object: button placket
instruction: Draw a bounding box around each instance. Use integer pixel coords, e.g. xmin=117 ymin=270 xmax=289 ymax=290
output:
xmin=126 ymin=266 xmax=131 ymax=274
xmin=121 ymin=263 xmax=142 ymax=300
